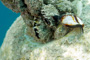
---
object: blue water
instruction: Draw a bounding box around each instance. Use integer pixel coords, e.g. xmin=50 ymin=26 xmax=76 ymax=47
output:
xmin=0 ymin=1 xmax=20 ymax=47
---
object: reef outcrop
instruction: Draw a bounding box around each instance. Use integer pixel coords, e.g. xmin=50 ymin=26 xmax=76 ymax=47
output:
xmin=0 ymin=0 xmax=90 ymax=60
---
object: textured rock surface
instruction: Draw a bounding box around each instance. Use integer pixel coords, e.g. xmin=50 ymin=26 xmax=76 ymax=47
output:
xmin=0 ymin=16 xmax=90 ymax=60
xmin=1 ymin=0 xmax=90 ymax=60
xmin=1 ymin=0 xmax=84 ymax=42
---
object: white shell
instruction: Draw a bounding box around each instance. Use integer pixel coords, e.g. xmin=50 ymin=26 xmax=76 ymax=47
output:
xmin=61 ymin=15 xmax=84 ymax=26
xmin=76 ymin=17 xmax=83 ymax=25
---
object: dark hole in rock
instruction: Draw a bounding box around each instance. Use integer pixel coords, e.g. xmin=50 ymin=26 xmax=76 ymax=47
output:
xmin=21 ymin=0 xmax=27 ymax=8
xmin=44 ymin=19 xmax=51 ymax=25
xmin=34 ymin=28 xmax=40 ymax=39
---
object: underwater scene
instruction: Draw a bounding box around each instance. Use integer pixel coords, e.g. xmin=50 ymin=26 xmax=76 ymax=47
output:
xmin=0 ymin=0 xmax=90 ymax=60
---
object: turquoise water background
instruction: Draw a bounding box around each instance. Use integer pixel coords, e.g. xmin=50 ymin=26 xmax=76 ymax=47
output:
xmin=0 ymin=1 xmax=20 ymax=47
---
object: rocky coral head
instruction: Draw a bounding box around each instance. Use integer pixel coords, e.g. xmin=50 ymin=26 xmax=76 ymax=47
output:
xmin=1 ymin=0 xmax=84 ymax=42
xmin=1 ymin=0 xmax=90 ymax=60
